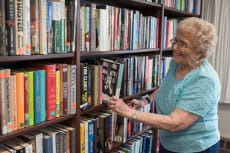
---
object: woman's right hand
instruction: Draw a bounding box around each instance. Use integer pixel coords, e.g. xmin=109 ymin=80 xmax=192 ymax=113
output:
xmin=129 ymin=99 xmax=145 ymax=109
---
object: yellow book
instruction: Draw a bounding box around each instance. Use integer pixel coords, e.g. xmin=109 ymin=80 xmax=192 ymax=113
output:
xmin=56 ymin=70 xmax=60 ymax=117
xmin=80 ymin=122 xmax=85 ymax=153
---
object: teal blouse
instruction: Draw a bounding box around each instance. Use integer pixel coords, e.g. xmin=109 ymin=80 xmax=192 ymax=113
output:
xmin=155 ymin=59 xmax=221 ymax=153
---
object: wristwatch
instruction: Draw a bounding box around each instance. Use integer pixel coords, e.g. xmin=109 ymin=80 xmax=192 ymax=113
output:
xmin=132 ymin=110 xmax=137 ymax=120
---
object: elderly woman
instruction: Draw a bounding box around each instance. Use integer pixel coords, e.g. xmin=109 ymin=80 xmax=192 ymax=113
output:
xmin=108 ymin=17 xmax=220 ymax=153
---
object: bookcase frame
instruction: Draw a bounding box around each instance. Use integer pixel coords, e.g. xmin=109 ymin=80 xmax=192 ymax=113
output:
xmin=0 ymin=0 xmax=202 ymax=153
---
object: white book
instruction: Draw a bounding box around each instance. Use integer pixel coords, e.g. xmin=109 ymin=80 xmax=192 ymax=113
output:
xmin=39 ymin=0 xmax=47 ymax=54
xmin=23 ymin=0 xmax=31 ymax=55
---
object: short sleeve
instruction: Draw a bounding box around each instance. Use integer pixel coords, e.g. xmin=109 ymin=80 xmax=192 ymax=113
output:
xmin=176 ymin=77 xmax=218 ymax=117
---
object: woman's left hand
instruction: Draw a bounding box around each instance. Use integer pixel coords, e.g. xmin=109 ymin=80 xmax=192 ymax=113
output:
xmin=108 ymin=96 xmax=134 ymax=117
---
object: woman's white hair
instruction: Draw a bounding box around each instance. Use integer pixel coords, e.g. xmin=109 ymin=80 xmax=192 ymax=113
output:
xmin=177 ymin=17 xmax=217 ymax=59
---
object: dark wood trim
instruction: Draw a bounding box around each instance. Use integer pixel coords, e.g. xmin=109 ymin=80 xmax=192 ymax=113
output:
xmin=82 ymin=0 xmax=161 ymax=10
xmin=0 ymin=114 xmax=75 ymax=142
xmin=75 ymin=0 xmax=81 ymax=152
xmin=108 ymin=126 xmax=153 ymax=153
xmin=164 ymin=6 xmax=200 ymax=17
xmin=162 ymin=48 xmax=173 ymax=57
xmin=0 ymin=53 xmax=75 ymax=63
xmin=80 ymin=87 xmax=158 ymax=115
xmin=81 ymin=48 xmax=160 ymax=57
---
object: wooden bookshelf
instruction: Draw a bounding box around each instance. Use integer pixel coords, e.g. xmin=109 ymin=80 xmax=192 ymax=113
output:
xmin=164 ymin=6 xmax=201 ymax=17
xmin=0 ymin=114 xmax=75 ymax=142
xmin=80 ymin=87 xmax=158 ymax=115
xmin=0 ymin=53 xmax=75 ymax=63
xmin=109 ymin=126 xmax=153 ymax=153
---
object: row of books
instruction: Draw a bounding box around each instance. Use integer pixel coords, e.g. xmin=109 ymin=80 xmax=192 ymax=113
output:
xmin=80 ymin=56 xmax=160 ymax=111
xmin=112 ymin=131 xmax=153 ymax=153
xmin=0 ymin=124 xmax=76 ymax=153
xmin=162 ymin=18 xmax=178 ymax=48
xmin=0 ymin=64 xmax=76 ymax=135
xmin=80 ymin=4 xmax=159 ymax=52
xmin=0 ymin=0 xmax=77 ymax=56
xmin=80 ymin=102 xmax=152 ymax=153
xmin=164 ymin=0 xmax=201 ymax=15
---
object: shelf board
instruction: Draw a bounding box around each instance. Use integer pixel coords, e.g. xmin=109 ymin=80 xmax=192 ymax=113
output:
xmin=80 ymin=104 xmax=105 ymax=115
xmin=162 ymin=48 xmax=173 ymax=57
xmin=80 ymin=87 xmax=158 ymax=115
xmin=0 ymin=53 xmax=75 ymax=63
xmin=82 ymin=0 xmax=161 ymax=9
xmin=164 ymin=6 xmax=200 ymax=17
xmin=109 ymin=126 xmax=153 ymax=152
xmin=0 ymin=114 xmax=75 ymax=142
xmin=81 ymin=48 xmax=160 ymax=59
xmin=123 ymin=87 xmax=158 ymax=101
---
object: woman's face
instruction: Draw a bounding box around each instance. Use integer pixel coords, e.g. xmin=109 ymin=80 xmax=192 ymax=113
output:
xmin=172 ymin=31 xmax=201 ymax=67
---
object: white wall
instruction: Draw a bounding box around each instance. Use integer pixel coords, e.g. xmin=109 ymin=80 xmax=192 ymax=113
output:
xmin=218 ymin=104 xmax=230 ymax=138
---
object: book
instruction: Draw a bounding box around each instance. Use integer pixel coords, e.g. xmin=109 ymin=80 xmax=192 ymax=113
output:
xmin=34 ymin=70 xmax=41 ymax=124
xmin=12 ymin=72 xmax=25 ymax=129
xmin=70 ymin=65 xmax=76 ymax=114
xmin=15 ymin=0 xmax=24 ymax=55
xmin=5 ymin=0 xmax=15 ymax=56
xmin=23 ymin=0 xmax=31 ymax=55
xmin=24 ymin=71 xmax=34 ymax=126
xmin=0 ymin=70 xmax=7 ymax=135
xmin=30 ymin=0 xmax=40 ymax=54
xmin=56 ymin=70 xmax=61 ymax=117
xmin=39 ymin=0 xmax=47 ymax=54
xmin=24 ymin=73 xmax=29 ymax=127
xmin=10 ymin=75 xmax=17 ymax=131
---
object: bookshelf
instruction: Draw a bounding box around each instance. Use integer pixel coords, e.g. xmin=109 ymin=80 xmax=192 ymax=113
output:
xmin=0 ymin=0 xmax=202 ymax=152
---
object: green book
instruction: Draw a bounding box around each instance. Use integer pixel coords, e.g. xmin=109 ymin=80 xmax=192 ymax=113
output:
xmin=60 ymin=0 xmax=65 ymax=53
xmin=52 ymin=1 xmax=61 ymax=53
xmin=24 ymin=71 xmax=34 ymax=126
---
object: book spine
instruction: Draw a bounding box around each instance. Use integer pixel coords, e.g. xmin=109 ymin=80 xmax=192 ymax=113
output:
xmin=62 ymin=64 xmax=68 ymax=115
xmin=34 ymin=71 xmax=41 ymax=124
xmin=40 ymin=70 xmax=46 ymax=122
xmin=6 ymin=0 xmax=15 ymax=56
xmin=85 ymin=6 xmax=90 ymax=51
xmin=66 ymin=2 xmax=72 ymax=52
xmin=0 ymin=1 xmax=7 ymax=56
xmin=24 ymin=74 xmax=29 ymax=127
xmin=25 ymin=71 xmax=34 ymax=126
xmin=60 ymin=0 xmax=65 ymax=53
xmin=45 ymin=65 xmax=56 ymax=120
xmin=30 ymin=0 xmax=40 ymax=54
xmin=23 ymin=0 xmax=31 ymax=55
xmin=39 ymin=0 xmax=47 ymax=54
xmin=80 ymin=6 xmax=85 ymax=51
xmin=15 ymin=0 xmax=24 ymax=55
xmin=56 ymin=70 xmax=61 ymax=117
xmin=52 ymin=1 xmax=61 ymax=53
xmin=47 ymin=1 xmax=53 ymax=54
xmin=14 ymin=72 xmax=25 ymax=129
xmin=90 ymin=4 xmax=96 ymax=51
xmin=71 ymin=0 xmax=77 ymax=52
xmin=0 ymin=70 xmax=7 ymax=135
xmin=67 ymin=65 xmax=71 ymax=114
xmin=80 ymin=123 xmax=85 ymax=153
xmin=70 ymin=65 xmax=76 ymax=114
xmin=56 ymin=64 xmax=63 ymax=116
xmin=87 ymin=66 xmax=93 ymax=108
xmin=5 ymin=70 xmax=13 ymax=133
xmin=10 ymin=75 xmax=17 ymax=131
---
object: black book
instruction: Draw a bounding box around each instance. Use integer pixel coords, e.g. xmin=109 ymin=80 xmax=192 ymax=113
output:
xmin=80 ymin=63 xmax=88 ymax=110
xmin=87 ymin=65 xmax=94 ymax=108
xmin=0 ymin=0 xmax=7 ymax=56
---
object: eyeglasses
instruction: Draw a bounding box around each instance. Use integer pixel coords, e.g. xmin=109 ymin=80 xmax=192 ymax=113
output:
xmin=170 ymin=39 xmax=195 ymax=49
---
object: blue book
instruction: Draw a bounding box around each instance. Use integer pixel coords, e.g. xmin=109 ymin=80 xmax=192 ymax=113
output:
xmin=34 ymin=71 xmax=41 ymax=124
xmin=40 ymin=70 xmax=46 ymax=122
xmin=43 ymin=134 xmax=53 ymax=153
xmin=142 ymin=135 xmax=147 ymax=153
xmin=47 ymin=1 xmax=53 ymax=54
xmin=88 ymin=120 xmax=94 ymax=153
xmin=163 ymin=16 xmax=167 ymax=48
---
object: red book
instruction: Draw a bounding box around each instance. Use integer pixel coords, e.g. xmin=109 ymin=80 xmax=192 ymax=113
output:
xmin=33 ymin=64 xmax=56 ymax=120
xmin=166 ymin=20 xmax=170 ymax=48
xmin=113 ymin=7 xmax=118 ymax=51
xmin=156 ymin=19 xmax=159 ymax=48
xmin=24 ymin=74 xmax=29 ymax=127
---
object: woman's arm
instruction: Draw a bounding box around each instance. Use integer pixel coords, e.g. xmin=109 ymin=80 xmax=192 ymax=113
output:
xmin=108 ymin=96 xmax=199 ymax=132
